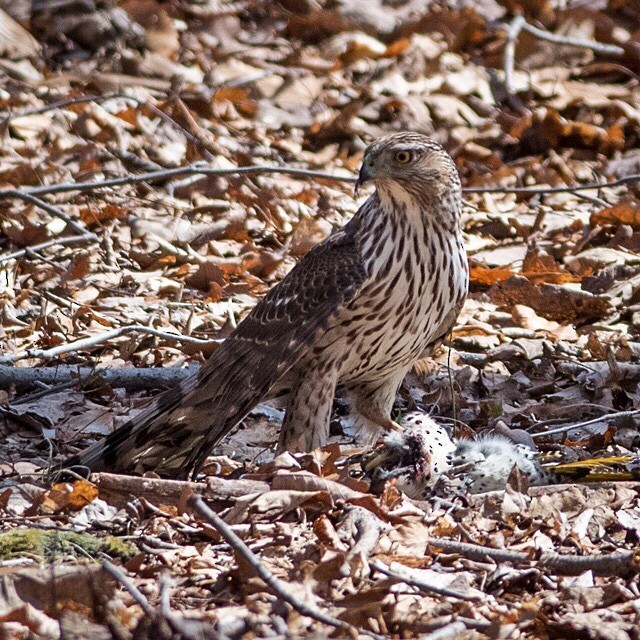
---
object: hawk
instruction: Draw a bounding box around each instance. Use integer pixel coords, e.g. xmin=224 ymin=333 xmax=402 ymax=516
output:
xmin=62 ymin=132 xmax=469 ymax=479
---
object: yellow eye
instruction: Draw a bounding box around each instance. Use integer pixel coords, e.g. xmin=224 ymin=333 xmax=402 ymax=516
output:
xmin=394 ymin=150 xmax=413 ymax=164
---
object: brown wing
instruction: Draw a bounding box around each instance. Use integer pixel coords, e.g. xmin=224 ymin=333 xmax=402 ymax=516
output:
xmin=62 ymin=206 xmax=374 ymax=477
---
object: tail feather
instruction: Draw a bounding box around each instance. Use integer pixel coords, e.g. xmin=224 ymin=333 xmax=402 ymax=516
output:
xmin=60 ymin=339 xmax=301 ymax=479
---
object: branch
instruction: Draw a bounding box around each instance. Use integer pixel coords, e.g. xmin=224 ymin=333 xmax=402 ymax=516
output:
xmin=103 ymin=559 xmax=154 ymax=615
xmin=521 ymin=21 xmax=624 ymax=57
xmin=0 ymin=325 xmax=222 ymax=365
xmin=3 ymin=191 xmax=96 ymax=238
xmin=503 ymin=14 xmax=526 ymax=97
xmin=0 ymin=162 xmax=637 ymax=204
xmin=0 ymin=364 xmax=200 ymax=392
xmin=92 ymin=473 xmax=270 ymax=509
xmin=530 ymin=408 xmax=640 ymax=438
xmin=429 ymin=538 xmax=639 ymax=576
xmin=369 ymin=560 xmax=480 ymax=601
xmin=502 ymin=14 xmax=625 ymax=101
xmin=0 ymin=233 xmax=98 ymax=266
xmin=188 ymin=494 xmax=376 ymax=640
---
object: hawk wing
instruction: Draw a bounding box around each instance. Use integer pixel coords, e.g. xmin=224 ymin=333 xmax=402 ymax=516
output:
xmin=62 ymin=206 xmax=374 ymax=478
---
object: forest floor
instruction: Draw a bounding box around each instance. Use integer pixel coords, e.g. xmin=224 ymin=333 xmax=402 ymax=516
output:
xmin=1 ymin=0 xmax=640 ymax=638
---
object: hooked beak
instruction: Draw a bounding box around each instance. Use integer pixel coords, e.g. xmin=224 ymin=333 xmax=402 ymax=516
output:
xmin=354 ymin=161 xmax=373 ymax=198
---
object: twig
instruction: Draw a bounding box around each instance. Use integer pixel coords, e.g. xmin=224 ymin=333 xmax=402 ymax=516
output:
xmin=429 ymin=538 xmax=639 ymax=576
xmin=530 ymin=408 xmax=640 ymax=438
xmin=0 ymin=325 xmax=222 ymax=365
xmin=188 ymin=494 xmax=380 ymax=640
xmin=0 ymin=363 xmax=201 ymax=392
xmin=0 ymin=233 xmax=98 ymax=266
xmin=462 ymin=173 xmax=640 ymax=194
xmin=0 ymin=164 xmax=359 ymax=200
xmin=4 ymin=191 xmax=96 ymax=238
xmin=103 ymin=559 xmax=154 ymax=615
xmin=0 ymin=163 xmax=638 ymax=202
xmin=421 ymin=621 xmax=469 ymax=640
xmin=502 ymin=14 xmax=624 ymax=99
xmin=503 ymin=14 xmax=526 ymax=97
xmin=521 ymin=21 xmax=624 ymax=57
xmin=1 ymin=92 xmax=216 ymax=160
xmin=93 ymin=473 xmax=270 ymax=509
xmin=369 ymin=560 xmax=479 ymax=601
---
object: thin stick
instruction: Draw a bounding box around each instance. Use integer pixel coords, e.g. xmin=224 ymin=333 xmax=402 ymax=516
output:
xmin=429 ymin=538 xmax=638 ymax=576
xmin=369 ymin=560 xmax=480 ymax=601
xmin=503 ymin=14 xmax=526 ymax=96
xmin=462 ymin=173 xmax=640 ymax=194
xmin=530 ymin=408 xmax=640 ymax=438
xmin=4 ymin=191 xmax=95 ymax=237
xmin=0 ymin=325 xmax=222 ymax=365
xmin=0 ymin=163 xmax=638 ymax=202
xmin=0 ymin=233 xmax=98 ymax=265
xmin=188 ymin=494 xmax=378 ymax=640
xmin=0 ymin=363 xmax=200 ymax=393
xmin=521 ymin=21 xmax=624 ymax=57
xmin=103 ymin=559 xmax=155 ymax=615
xmin=503 ymin=14 xmax=624 ymax=99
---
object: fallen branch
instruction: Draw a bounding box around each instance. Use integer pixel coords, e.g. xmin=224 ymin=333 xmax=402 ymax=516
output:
xmin=2 ymin=191 xmax=95 ymax=238
xmin=369 ymin=560 xmax=479 ymax=601
xmin=103 ymin=559 xmax=154 ymax=615
xmin=0 ymin=161 xmax=637 ymax=203
xmin=530 ymin=408 xmax=640 ymax=438
xmin=429 ymin=537 xmax=639 ymax=576
xmin=521 ymin=20 xmax=624 ymax=57
xmin=503 ymin=14 xmax=526 ymax=97
xmin=91 ymin=473 xmax=270 ymax=509
xmin=502 ymin=13 xmax=624 ymax=98
xmin=0 ymin=364 xmax=199 ymax=392
xmin=0 ymin=232 xmax=98 ymax=266
xmin=0 ymin=325 xmax=221 ymax=365
xmin=188 ymin=494 xmax=377 ymax=640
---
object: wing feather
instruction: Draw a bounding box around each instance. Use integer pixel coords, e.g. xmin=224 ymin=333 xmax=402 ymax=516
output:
xmin=62 ymin=204 xmax=375 ymax=477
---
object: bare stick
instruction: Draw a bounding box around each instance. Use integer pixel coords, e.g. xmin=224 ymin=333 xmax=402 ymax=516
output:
xmin=530 ymin=408 xmax=640 ymax=438
xmin=188 ymin=494 xmax=380 ymax=640
xmin=462 ymin=172 xmax=640 ymax=195
xmin=0 ymin=364 xmax=201 ymax=392
xmin=503 ymin=14 xmax=526 ymax=97
xmin=0 ymin=162 xmax=638 ymax=202
xmin=369 ymin=560 xmax=480 ymax=601
xmin=0 ymin=233 xmax=98 ymax=265
xmin=503 ymin=14 xmax=624 ymax=99
xmin=4 ymin=191 xmax=96 ymax=237
xmin=429 ymin=538 xmax=638 ymax=576
xmin=103 ymin=559 xmax=154 ymax=615
xmin=92 ymin=473 xmax=270 ymax=509
xmin=0 ymin=325 xmax=222 ymax=365
xmin=521 ymin=21 xmax=624 ymax=57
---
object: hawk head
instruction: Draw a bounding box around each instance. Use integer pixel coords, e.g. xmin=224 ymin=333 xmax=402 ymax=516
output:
xmin=356 ymin=132 xmax=460 ymax=212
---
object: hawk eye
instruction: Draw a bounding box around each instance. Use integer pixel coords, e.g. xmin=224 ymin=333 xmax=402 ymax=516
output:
xmin=394 ymin=150 xmax=414 ymax=164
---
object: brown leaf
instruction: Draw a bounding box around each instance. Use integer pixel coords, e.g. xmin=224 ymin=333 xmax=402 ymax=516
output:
xmin=39 ymin=480 xmax=98 ymax=514
xmin=591 ymin=203 xmax=640 ymax=229
xmin=79 ymin=204 xmax=127 ymax=226
xmin=490 ymin=276 xmax=611 ymax=323
xmin=469 ymin=263 xmax=514 ymax=287
xmin=522 ymin=245 xmax=579 ymax=284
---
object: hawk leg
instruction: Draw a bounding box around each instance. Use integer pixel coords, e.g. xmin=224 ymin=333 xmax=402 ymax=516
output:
xmin=349 ymin=369 xmax=408 ymax=445
xmin=277 ymin=364 xmax=339 ymax=452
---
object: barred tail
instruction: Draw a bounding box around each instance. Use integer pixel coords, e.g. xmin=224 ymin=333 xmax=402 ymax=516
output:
xmin=60 ymin=368 xmax=267 ymax=479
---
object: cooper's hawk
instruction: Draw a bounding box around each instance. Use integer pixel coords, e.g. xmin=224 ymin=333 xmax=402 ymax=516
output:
xmin=62 ymin=132 xmax=469 ymax=479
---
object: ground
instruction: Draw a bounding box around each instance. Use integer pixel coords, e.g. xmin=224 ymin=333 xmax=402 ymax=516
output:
xmin=1 ymin=0 xmax=640 ymax=638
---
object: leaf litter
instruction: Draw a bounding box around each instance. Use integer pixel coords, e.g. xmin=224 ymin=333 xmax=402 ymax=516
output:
xmin=1 ymin=0 xmax=640 ymax=637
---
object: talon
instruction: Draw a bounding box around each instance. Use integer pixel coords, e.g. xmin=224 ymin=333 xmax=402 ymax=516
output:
xmin=387 ymin=420 xmax=404 ymax=432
